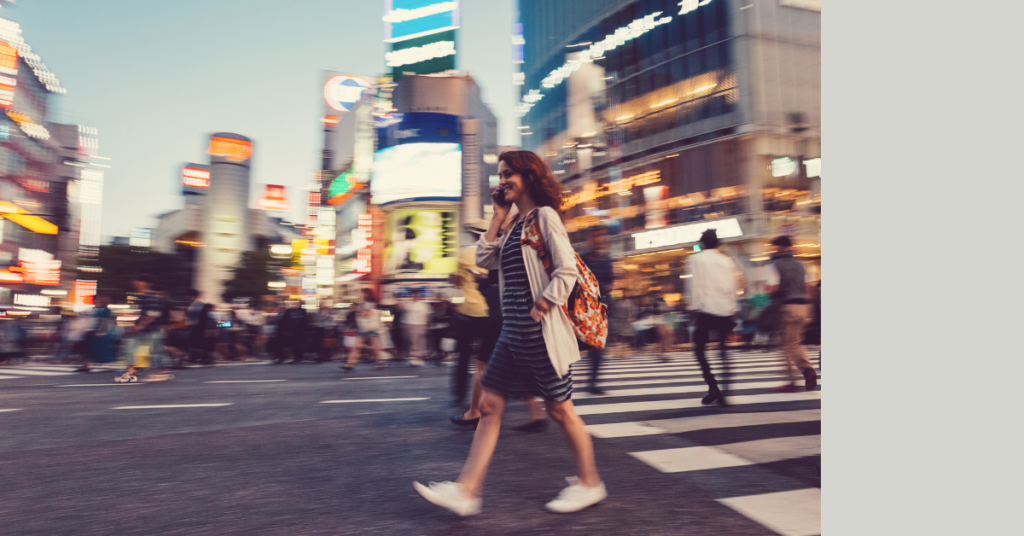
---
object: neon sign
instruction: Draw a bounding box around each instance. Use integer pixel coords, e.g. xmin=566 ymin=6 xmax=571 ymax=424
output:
xmin=207 ymin=136 xmax=252 ymax=162
xmin=327 ymin=172 xmax=366 ymax=205
xmin=353 ymin=213 xmax=373 ymax=273
xmin=561 ymin=171 xmax=661 ymax=210
xmin=257 ymin=184 xmax=289 ymax=211
xmin=182 ymin=166 xmax=210 ymax=188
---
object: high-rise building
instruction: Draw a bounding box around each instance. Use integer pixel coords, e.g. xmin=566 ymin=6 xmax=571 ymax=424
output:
xmin=515 ymin=0 xmax=821 ymax=300
xmin=153 ymin=134 xmax=302 ymax=303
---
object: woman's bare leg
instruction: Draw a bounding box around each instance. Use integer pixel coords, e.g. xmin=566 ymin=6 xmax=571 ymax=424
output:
xmin=346 ymin=338 xmax=363 ymax=365
xmin=545 ymin=399 xmax=601 ymax=488
xmin=462 ymin=362 xmax=487 ymax=420
xmin=456 ymin=390 xmax=508 ymax=498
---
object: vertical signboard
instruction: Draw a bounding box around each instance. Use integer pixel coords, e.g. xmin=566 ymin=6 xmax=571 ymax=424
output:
xmin=461 ymin=117 xmax=481 ymax=223
xmin=384 ymin=1 xmax=460 ymax=80
xmin=257 ymin=184 xmax=289 ymax=211
xmin=0 ymin=42 xmax=16 ymax=109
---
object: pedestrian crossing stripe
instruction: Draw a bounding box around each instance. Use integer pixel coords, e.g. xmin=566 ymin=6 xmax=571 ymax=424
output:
xmin=586 ymin=408 xmax=821 ymax=438
xmin=718 ymin=488 xmax=821 ymax=536
xmin=630 ymin=435 xmax=821 ymax=473
xmin=570 ymin=352 xmax=820 ymax=536
xmin=574 ymin=379 xmax=821 ymax=400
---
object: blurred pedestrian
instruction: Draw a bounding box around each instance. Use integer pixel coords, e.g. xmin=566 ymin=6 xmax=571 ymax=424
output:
xmin=415 ymin=150 xmax=604 ymax=516
xmin=116 ymin=274 xmax=171 ymax=383
xmin=765 ymin=236 xmax=818 ymax=392
xmin=273 ymin=300 xmax=307 ymax=364
xmin=76 ymin=294 xmax=118 ymax=371
xmin=580 ymin=224 xmax=613 ymax=394
xmin=342 ymin=289 xmax=386 ymax=371
xmin=402 ymin=289 xmax=430 ymax=367
xmin=685 ymin=229 xmax=739 ymax=405
xmin=450 ymin=248 xmax=492 ymax=405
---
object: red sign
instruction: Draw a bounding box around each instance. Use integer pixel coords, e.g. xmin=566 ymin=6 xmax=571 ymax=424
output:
xmin=354 ymin=213 xmax=373 ymax=273
xmin=20 ymin=259 xmax=61 ymax=286
xmin=0 ymin=75 xmax=15 ymax=109
xmin=182 ymin=166 xmax=210 ymax=189
xmin=257 ymin=184 xmax=289 ymax=211
xmin=207 ymin=136 xmax=253 ymax=162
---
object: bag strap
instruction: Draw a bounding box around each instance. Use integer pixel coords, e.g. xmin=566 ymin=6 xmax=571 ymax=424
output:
xmin=519 ymin=209 xmax=554 ymax=278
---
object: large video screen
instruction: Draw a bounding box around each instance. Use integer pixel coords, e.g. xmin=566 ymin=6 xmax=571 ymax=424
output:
xmin=371 ymin=142 xmax=461 ymax=205
xmin=383 ymin=209 xmax=459 ymax=276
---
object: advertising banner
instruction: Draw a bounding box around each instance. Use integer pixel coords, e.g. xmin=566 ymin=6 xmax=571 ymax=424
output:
xmin=257 ymin=184 xmax=289 ymax=211
xmin=384 ymin=0 xmax=460 ymax=43
xmin=383 ymin=209 xmax=458 ymax=276
xmin=371 ymin=142 xmax=461 ymax=205
xmin=182 ymin=165 xmax=210 ymax=190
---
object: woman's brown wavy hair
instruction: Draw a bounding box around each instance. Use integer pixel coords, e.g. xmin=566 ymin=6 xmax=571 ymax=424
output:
xmin=498 ymin=150 xmax=564 ymax=215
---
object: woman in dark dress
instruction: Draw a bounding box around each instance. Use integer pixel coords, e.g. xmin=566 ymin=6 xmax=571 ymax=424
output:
xmin=414 ymin=151 xmax=606 ymax=516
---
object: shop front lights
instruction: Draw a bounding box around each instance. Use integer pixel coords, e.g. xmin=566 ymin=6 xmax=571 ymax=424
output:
xmin=268 ymin=281 xmax=286 ymax=290
xmin=269 ymin=244 xmax=292 ymax=258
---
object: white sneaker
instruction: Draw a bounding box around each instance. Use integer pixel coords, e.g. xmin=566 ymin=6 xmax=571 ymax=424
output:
xmin=409 ymin=359 xmax=425 ymax=367
xmin=114 ymin=373 xmax=137 ymax=383
xmin=413 ymin=481 xmax=481 ymax=517
xmin=545 ymin=477 xmax=607 ymax=513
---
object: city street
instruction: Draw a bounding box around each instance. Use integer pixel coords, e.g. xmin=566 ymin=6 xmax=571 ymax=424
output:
xmin=0 ymin=350 xmax=821 ymax=535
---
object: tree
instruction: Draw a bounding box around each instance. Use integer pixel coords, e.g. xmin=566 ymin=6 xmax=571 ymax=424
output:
xmin=221 ymin=250 xmax=275 ymax=306
xmin=94 ymin=245 xmax=192 ymax=303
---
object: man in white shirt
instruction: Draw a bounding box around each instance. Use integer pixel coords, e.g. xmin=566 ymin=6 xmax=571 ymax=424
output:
xmin=685 ymin=229 xmax=740 ymax=406
xmin=402 ymin=289 xmax=431 ymax=367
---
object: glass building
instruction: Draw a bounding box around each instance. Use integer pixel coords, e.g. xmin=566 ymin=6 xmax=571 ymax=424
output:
xmin=515 ymin=0 xmax=821 ymax=301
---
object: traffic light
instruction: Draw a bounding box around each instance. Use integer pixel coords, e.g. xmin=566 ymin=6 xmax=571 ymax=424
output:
xmin=693 ymin=244 xmax=702 ymax=252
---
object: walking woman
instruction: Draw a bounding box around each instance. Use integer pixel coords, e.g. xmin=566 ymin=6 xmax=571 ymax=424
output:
xmin=414 ymin=150 xmax=606 ymax=516
xmin=342 ymin=288 xmax=386 ymax=371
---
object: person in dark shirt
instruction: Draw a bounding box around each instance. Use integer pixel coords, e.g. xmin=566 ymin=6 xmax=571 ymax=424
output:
xmin=580 ymin=225 xmax=614 ymax=395
xmin=274 ymin=300 xmax=307 ymax=364
xmin=116 ymin=274 xmax=171 ymax=382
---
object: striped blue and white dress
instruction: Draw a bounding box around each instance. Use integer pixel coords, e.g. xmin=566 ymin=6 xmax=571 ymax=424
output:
xmin=481 ymin=218 xmax=573 ymax=402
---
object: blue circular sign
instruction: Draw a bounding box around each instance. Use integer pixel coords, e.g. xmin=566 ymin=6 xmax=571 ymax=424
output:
xmin=323 ymin=75 xmax=372 ymax=112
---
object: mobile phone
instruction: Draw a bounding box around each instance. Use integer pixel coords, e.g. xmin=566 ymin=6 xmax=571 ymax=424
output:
xmin=492 ymin=188 xmax=509 ymax=208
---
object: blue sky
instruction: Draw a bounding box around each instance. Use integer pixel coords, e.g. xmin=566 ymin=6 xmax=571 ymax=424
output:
xmin=7 ymin=0 xmax=516 ymax=237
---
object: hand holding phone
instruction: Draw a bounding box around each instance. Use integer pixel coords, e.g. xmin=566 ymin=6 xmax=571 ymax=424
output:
xmin=491 ymin=187 xmax=510 ymax=210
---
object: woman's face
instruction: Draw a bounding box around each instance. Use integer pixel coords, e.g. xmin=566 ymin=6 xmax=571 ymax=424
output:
xmin=498 ymin=161 xmax=528 ymax=205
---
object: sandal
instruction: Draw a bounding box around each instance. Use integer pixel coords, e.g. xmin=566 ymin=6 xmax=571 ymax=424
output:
xmin=341 ymin=363 xmax=355 ymax=371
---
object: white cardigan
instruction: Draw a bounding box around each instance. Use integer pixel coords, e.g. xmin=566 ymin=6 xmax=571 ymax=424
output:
xmin=475 ymin=206 xmax=581 ymax=378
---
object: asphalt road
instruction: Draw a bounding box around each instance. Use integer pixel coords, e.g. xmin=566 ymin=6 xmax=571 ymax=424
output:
xmin=0 ymin=351 xmax=821 ymax=536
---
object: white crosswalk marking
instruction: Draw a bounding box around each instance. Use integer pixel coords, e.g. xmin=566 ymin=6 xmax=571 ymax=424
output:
xmin=587 ymin=409 xmax=821 ymax=438
xmin=718 ymin=488 xmax=821 ymax=536
xmin=576 ymin=391 xmax=820 ymax=415
xmin=575 ymin=380 xmax=821 ymax=400
xmin=572 ymin=351 xmax=820 ymax=536
xmin=0 ymin=367 xmax=76 ymax=376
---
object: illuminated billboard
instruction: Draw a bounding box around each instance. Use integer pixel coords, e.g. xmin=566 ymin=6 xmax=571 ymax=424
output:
xmin=383 ymin=209 xmax=458 ymax=276
xmin=384 ymin=0 xmax=460 ymax=43
xmin=0 ymin=42 xmax=17 ymax=76
xmin=370 ymin=142 xmax=461 ymax=205
xmin=257 ymin=184 xmax=289 ymax=211
xmin=323 ymin=74 xmax=372 ymax=113
xmin=389 ymin=29 xmax=456 ymax=80
xmin=207 ymin=136 xmax=252 ymax=162
xmin=327 ymin=172 xmax=366 ymax=205
xmin=182 ymin=165 xmax=210 ymax=189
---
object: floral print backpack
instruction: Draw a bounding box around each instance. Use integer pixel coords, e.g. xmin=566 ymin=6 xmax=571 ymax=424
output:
xmin=521 ymin=211 xmax=609 ymax=350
